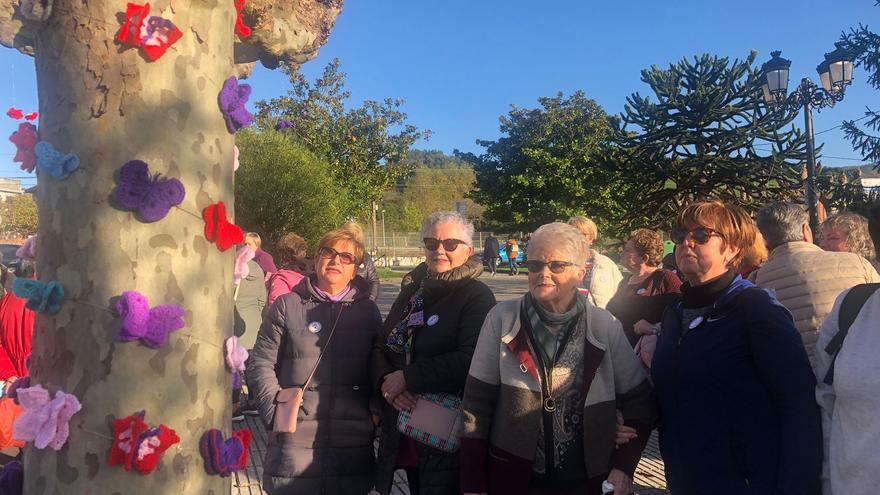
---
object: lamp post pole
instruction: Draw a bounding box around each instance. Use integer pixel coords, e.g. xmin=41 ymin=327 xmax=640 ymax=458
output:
xmin=801 ymin=80 xmax=820 ymax=237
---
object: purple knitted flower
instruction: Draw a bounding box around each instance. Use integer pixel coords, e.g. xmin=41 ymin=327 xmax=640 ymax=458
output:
xmin=274 ymin=120 xmax=293 ymax=131
xmin=115 ymin=160 xmax=185 ymax=222
xmin=115 ymin=291 xmax=185 ymax=349
xmin=218 ymin=76 xmax=254 ymax=134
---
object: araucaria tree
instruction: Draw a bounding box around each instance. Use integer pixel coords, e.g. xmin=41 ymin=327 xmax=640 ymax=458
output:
xmin=840 ymin=3 xmax=880 ymax=167
xmin=460 ymin=91 xmax=622 ymax=233
xmin=617 ymin=52 xmax=810 ymax=230
xmin=0 ymin=0 xmax=341 ymax=492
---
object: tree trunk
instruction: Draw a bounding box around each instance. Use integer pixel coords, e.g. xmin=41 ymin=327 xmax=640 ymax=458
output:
xmin=28 ymin=1 xmax=235 ymax=493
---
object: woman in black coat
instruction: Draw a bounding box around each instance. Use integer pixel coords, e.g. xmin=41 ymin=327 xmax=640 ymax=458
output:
xmin=373 ymin=211 xmax=496 ymax=495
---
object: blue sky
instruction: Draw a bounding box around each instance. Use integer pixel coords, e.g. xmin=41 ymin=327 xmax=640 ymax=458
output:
xmin=0 ymin=0 xmax=877 ymax=187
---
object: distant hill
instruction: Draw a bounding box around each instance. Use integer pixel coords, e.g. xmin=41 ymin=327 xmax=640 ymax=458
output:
xmin=828 ymin=163 xmax=880 ymax=178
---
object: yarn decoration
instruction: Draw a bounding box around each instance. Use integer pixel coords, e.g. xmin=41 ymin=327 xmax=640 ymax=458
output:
xmin=114 ymin=160 xmax=185 ymax=222
xmin=12 ymin=385 xmax=81 ymax=451
xmin=109 ymin=411 xmax=180 ymax=475
xmin=35 ymin=141 xmax=80 ymax=180
xmin=6 ymin=377 xmax=30 ymax=405
xmin=203 ymin=202 xmax=244 ymax=252
xmin=9 ymin=122 xmax=38 ymax=173
xmin=6 ymin=108 xmax=22 ymax=120
xmin=11 ymin=279 xmax=63 ymax=315
xmin=114 ymin=291 xmax=185 ymax=349
xmin=199 ymin=428 xmax=252 ymax=477
xmin=218 ymin=76 xmax=254 ymax=134
xmin=15 ymin=236 xmax=36 ymax=263
xmin=0 ymin=461 xmax=22 ymax=495
xmin=118 ymin=2 xmax=183 ymax=61
xmin=233 ymin=246 xmax=254 ymax=285
xmin=234 ymin=0 xmax=251 ymax=37
xmin=25 ymin=112 xmax=38 ymax=121
xmin=274 ymin=120 xmax=293 ymax=131
xmin=225 ymin=336 xmax=248 ymax=389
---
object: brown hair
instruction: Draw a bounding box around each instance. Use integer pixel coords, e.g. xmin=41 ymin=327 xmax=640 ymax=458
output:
xmin=734 ymin=229 xmax=768 ymax=271
xmin=275 ymin=233 xmax=308 ymax=265
xmin=625 ymin=229 xmax=664 ymax=266
xmin=317 ymin=228 xmax=365 ymax=265
xmin=675 ymin=200 xmax=756 ymax=269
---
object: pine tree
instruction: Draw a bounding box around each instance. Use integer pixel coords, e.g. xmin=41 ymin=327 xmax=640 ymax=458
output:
xmin=840 ymin=2 xmax=880 ymax=168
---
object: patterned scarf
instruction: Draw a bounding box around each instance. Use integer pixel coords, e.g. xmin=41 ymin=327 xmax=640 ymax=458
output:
xmin=385 ymin=283 xmax=425 ymax=354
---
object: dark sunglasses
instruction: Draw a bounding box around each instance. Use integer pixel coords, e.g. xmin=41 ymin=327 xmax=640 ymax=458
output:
xmin=423 ymin=237 xmax=467 ymax=252
xmin=524 ymin=260 xmax=579 ymax=274
xmin=670 ymin=226 xmax=724 ymax=245
xmin=317 ymin=246 xmax=357 ymax=265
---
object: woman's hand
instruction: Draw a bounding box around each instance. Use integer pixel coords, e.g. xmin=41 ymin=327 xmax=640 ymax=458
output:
xmin=607 ymin=468 xmax=634 ymax=494
xmin=633 ymin=320 xmax=655 ymax=336
xmin=381 ymin=370 xmax=408 ymax=400
xmin=615 ymin=409 xmax=637 ymax=446
xmin=391 ymin=391 xmax=418 ymax=412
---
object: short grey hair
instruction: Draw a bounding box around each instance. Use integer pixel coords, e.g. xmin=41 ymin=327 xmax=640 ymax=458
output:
xmin=756 ymin=202 xmax=808 ymax=250
xmin=529 ymin=222 xmax=589 ymax=263
xmin=420 ymin=211 xmax=475 ymax=245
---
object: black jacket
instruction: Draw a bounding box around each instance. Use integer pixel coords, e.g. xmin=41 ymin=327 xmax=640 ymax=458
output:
xmin=373 ymin=259 xmax=496 ymax=495
xmin=358 ymin=251 xmax=381 ymax=302
xmin=483 ymin=236 xmax=500 ymax=260
xmin=248 ymin=275 xmax=382 ymax=495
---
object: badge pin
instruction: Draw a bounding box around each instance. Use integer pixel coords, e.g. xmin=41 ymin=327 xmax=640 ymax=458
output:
xmin=308 ymin=321 xmax=322 ymax=333
xmin=636 ymin=288 xmax=646 ymax=295
xmin=427 ymin=315 xmax=439 ymax=326
xmin=688 ymin=316 xmax=704 ymax=330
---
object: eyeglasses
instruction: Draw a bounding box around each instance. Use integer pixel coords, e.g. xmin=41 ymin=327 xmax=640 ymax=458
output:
xmin=670 ymin=226 xmax=724 ymax=245
xmin=524 ymin=260 xmax=579 ymax=274
xmin=317 ymin=246 xmax=357 ymax=265
xmin=423 ymin=237 xmax=467 ymax=252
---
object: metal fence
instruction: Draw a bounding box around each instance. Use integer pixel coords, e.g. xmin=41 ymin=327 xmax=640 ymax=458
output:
xmin=364 ymin=231 xmax=516 ymax=254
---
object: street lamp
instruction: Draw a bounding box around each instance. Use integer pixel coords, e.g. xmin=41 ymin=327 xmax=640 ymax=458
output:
xmin=761 ymin=43 xmax=854 ymax=240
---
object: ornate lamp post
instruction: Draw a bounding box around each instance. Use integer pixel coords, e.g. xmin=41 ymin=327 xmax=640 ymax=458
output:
xmin=761 ymin=43 xmax=854 ymax=239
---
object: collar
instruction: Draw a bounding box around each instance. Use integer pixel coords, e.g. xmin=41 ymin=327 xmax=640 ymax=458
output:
xmin=680 ymin=269 xmax=737 ymax=308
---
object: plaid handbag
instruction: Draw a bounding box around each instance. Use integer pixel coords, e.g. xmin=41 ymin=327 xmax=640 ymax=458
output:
xmin=396 ymin=392 xmax=463 ymax=453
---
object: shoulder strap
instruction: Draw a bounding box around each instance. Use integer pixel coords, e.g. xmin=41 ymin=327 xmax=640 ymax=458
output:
xmin=823 ymin=283 xmax=880 ymax=385
xmin=301 ymin=304 xmax=345 ymax=390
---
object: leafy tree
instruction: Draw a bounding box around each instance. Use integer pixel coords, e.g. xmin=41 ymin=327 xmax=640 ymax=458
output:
xmin=816 ymin=165 xmax=880 ymax=215
xmin=458 ymin=91 xmax=623 ymax=234
xmin=840 ymin=3 xmax=880 ymax=168
xmin=254 ymin=59 xmax=431 ymax=217
xmin=616 ymin=52 xmax=809 ymax=230
xmin=235 ymin=130 xmax=348 ymax=248
xmin=0 ymin=194 xmax=38 ymax=238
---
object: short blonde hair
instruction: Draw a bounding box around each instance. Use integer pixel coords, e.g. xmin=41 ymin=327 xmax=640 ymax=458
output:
xmin=245 ymin=232 xmax=262 ymax=248
xmin=567 ymin=216 xmax=598 ymax=241
xmin=823 ymin=212 xmax=875 ymax=260
xmin=530 ymin=222 xmax=589 ymax=264
xmin=341 ymin=221 xmax=366 ymax=244
xmin=317 ymin=228 xmax=365 ymax=265
xmin=676 ymin=200 xmax=756 ymax=269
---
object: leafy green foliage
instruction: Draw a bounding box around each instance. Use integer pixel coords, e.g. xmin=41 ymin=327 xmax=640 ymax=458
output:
xmin=253 ymin=59 xmax=430 ymax=217
xmin=840 ymin=5 xmax=880 ymax=169
xmin=816 ymin=166 xmax=880 ymax=216
xmin=616 ymin=52 xmax=809 ymax=230
xmin=458 ymin=91 xmax=623 ymax=234
xmin=0 ymin=194 xmax=38 ymax=239
xmin=234 ymin=130 xmax=347 ymax=247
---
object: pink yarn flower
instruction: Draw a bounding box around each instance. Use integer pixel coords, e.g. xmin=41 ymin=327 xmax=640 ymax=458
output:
xmin=234 ymin=246 xmax=254 ymax=285
xmin=13 ymin=384 xmax=82 ymax=450
xmin=225 ymin=336 xmax=248 ymax=373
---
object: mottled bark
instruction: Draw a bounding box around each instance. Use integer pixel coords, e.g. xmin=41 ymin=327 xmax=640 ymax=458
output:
xmin=28 ymin=1 xmax=235 ymax=493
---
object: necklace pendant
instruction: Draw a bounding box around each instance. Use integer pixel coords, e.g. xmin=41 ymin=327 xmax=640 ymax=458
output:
xmin=543 ymin=397 xmax=556 ymax=412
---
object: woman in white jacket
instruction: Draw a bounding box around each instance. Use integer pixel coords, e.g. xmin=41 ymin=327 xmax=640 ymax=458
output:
xmin=567 ymin=216 xmax=623 ymax=308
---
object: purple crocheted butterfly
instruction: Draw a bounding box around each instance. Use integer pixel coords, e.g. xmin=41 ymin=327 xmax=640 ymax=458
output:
xmin=115 ymin=160 xmax=185 ymax=222
xmin=115 ymin=291 xmax=185 ymax=349
xmin=218 ymin=76 xmax=254 ymax=134
xmin=274 ymin=120 xmax=293 ymax=131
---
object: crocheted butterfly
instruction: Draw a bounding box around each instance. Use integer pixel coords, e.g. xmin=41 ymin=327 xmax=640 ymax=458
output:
xmin=6 ymin=107 xmax=22 ymax=120
xmin=218 ymin=76 xmax=254 ymax=134
xmin=12 ymin=279 xmax=64 ymax=315
xmin=225 ymin=336 xmax=249 ymax=389
xmin=115 ymin=291 xmax=185 ymax=349
xmin=115 ymin=160 xmax=185 ymax=222
xmin=13 ymin=385 xmax=81 ymax=451
xmin=234 ymin=0 xmax=251 ymax=37
xmin=109 ymin=411 xmax=180 ymax=475
xmin=199 ymin=428 xmax=252 ymax=477
xmin=203 ymin=201 xmax=244 ymax=252
xmin=35 ymin=141 xmax=80 ymax=180
xmin=118 ymin=2 xmax=183 ymax=62
xmin=9 ymin=122 xmax=38 ymax=173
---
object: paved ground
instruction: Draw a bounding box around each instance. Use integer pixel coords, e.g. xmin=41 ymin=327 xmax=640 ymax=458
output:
xmin=232 ymin=273 xmax=669 ymax=494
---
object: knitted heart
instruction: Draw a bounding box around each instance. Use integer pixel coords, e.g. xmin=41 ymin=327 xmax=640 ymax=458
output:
xmin=234 ymin=0 xmax=251 ymax=37
xmin=118 ymin=3 xmax=182 ymax=62
xmin=199 ymin=428 xmax=252 ymax=477
xmin=13 ymin=385 xmax=81 ymax=451
xmin=115 ymin=291 xmax=185 ymax=349
xmin=218 ymin=77 xmax=254 ymax=134
xmin=11 ymin=279 xmax=64 ymax=315
xmin=203 ymin=202 xmax=244 ymax=252
xmin=6 ymin=107 xmax=22 ymax=120
xmin=0 ymin=461 xmax=22 ymax=495
xmin=9 ymin=122 xmax=38 ymax=173
xmin=115 ymin=160 xmax=185 ymax=222
xmin=35 ymin=141 xmax=79 ymax=180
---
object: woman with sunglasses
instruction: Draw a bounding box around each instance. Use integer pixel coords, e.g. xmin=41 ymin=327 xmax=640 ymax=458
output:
xmin=650 ymin=200 xmax=822 ymax=495
xmin=461 ymin=222 xmax=656 ymax=495
xmin=248 ymin=228 xmax=382 ymax=495
xmin=374 ymin=211 xmax=496 ymax=495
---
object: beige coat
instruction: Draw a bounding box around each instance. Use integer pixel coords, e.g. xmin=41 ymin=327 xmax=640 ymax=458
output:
xmin=586 ymin=250 xmax=623 ymax=309
xmin=750 ymin=241 xmax=880 ymax=368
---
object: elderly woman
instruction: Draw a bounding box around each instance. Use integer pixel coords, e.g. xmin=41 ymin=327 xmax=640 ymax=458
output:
xmin=460 ymin=222 xmax=656 ymax=495
xmin=248 ymin=228 xmax=382 ymax=494
xmin=651 ymin=200 xmax=822 ymax=494
xmin=821 ymin=212 xmax=878 ymax=269
xmin=266 ymin=232 xmax=310 ymax=308
xmin=606 ymin=229 xmax=681 ymax=351
xmin=373 ymin=211 xmax=496 ymax=495
xmin=566 ymin=216 xmax=622 ymax=308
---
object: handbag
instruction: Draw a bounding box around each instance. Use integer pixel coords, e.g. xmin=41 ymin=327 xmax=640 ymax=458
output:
xmin=272 ymin=306 xmax=344 ymax=433
xmin=396 ymin=392 xmax=463 ymax=452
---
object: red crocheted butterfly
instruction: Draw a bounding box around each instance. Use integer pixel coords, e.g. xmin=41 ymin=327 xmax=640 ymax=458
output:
xmin=203 ymin=201 xmax=244 ymax=252
xmin=109 ymin=411 xmax=180 ymax=475
xmin=118 ymin=2 xmax=183 ymax=61
xmin=234 ymin=0 xmax=251 ymax=37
